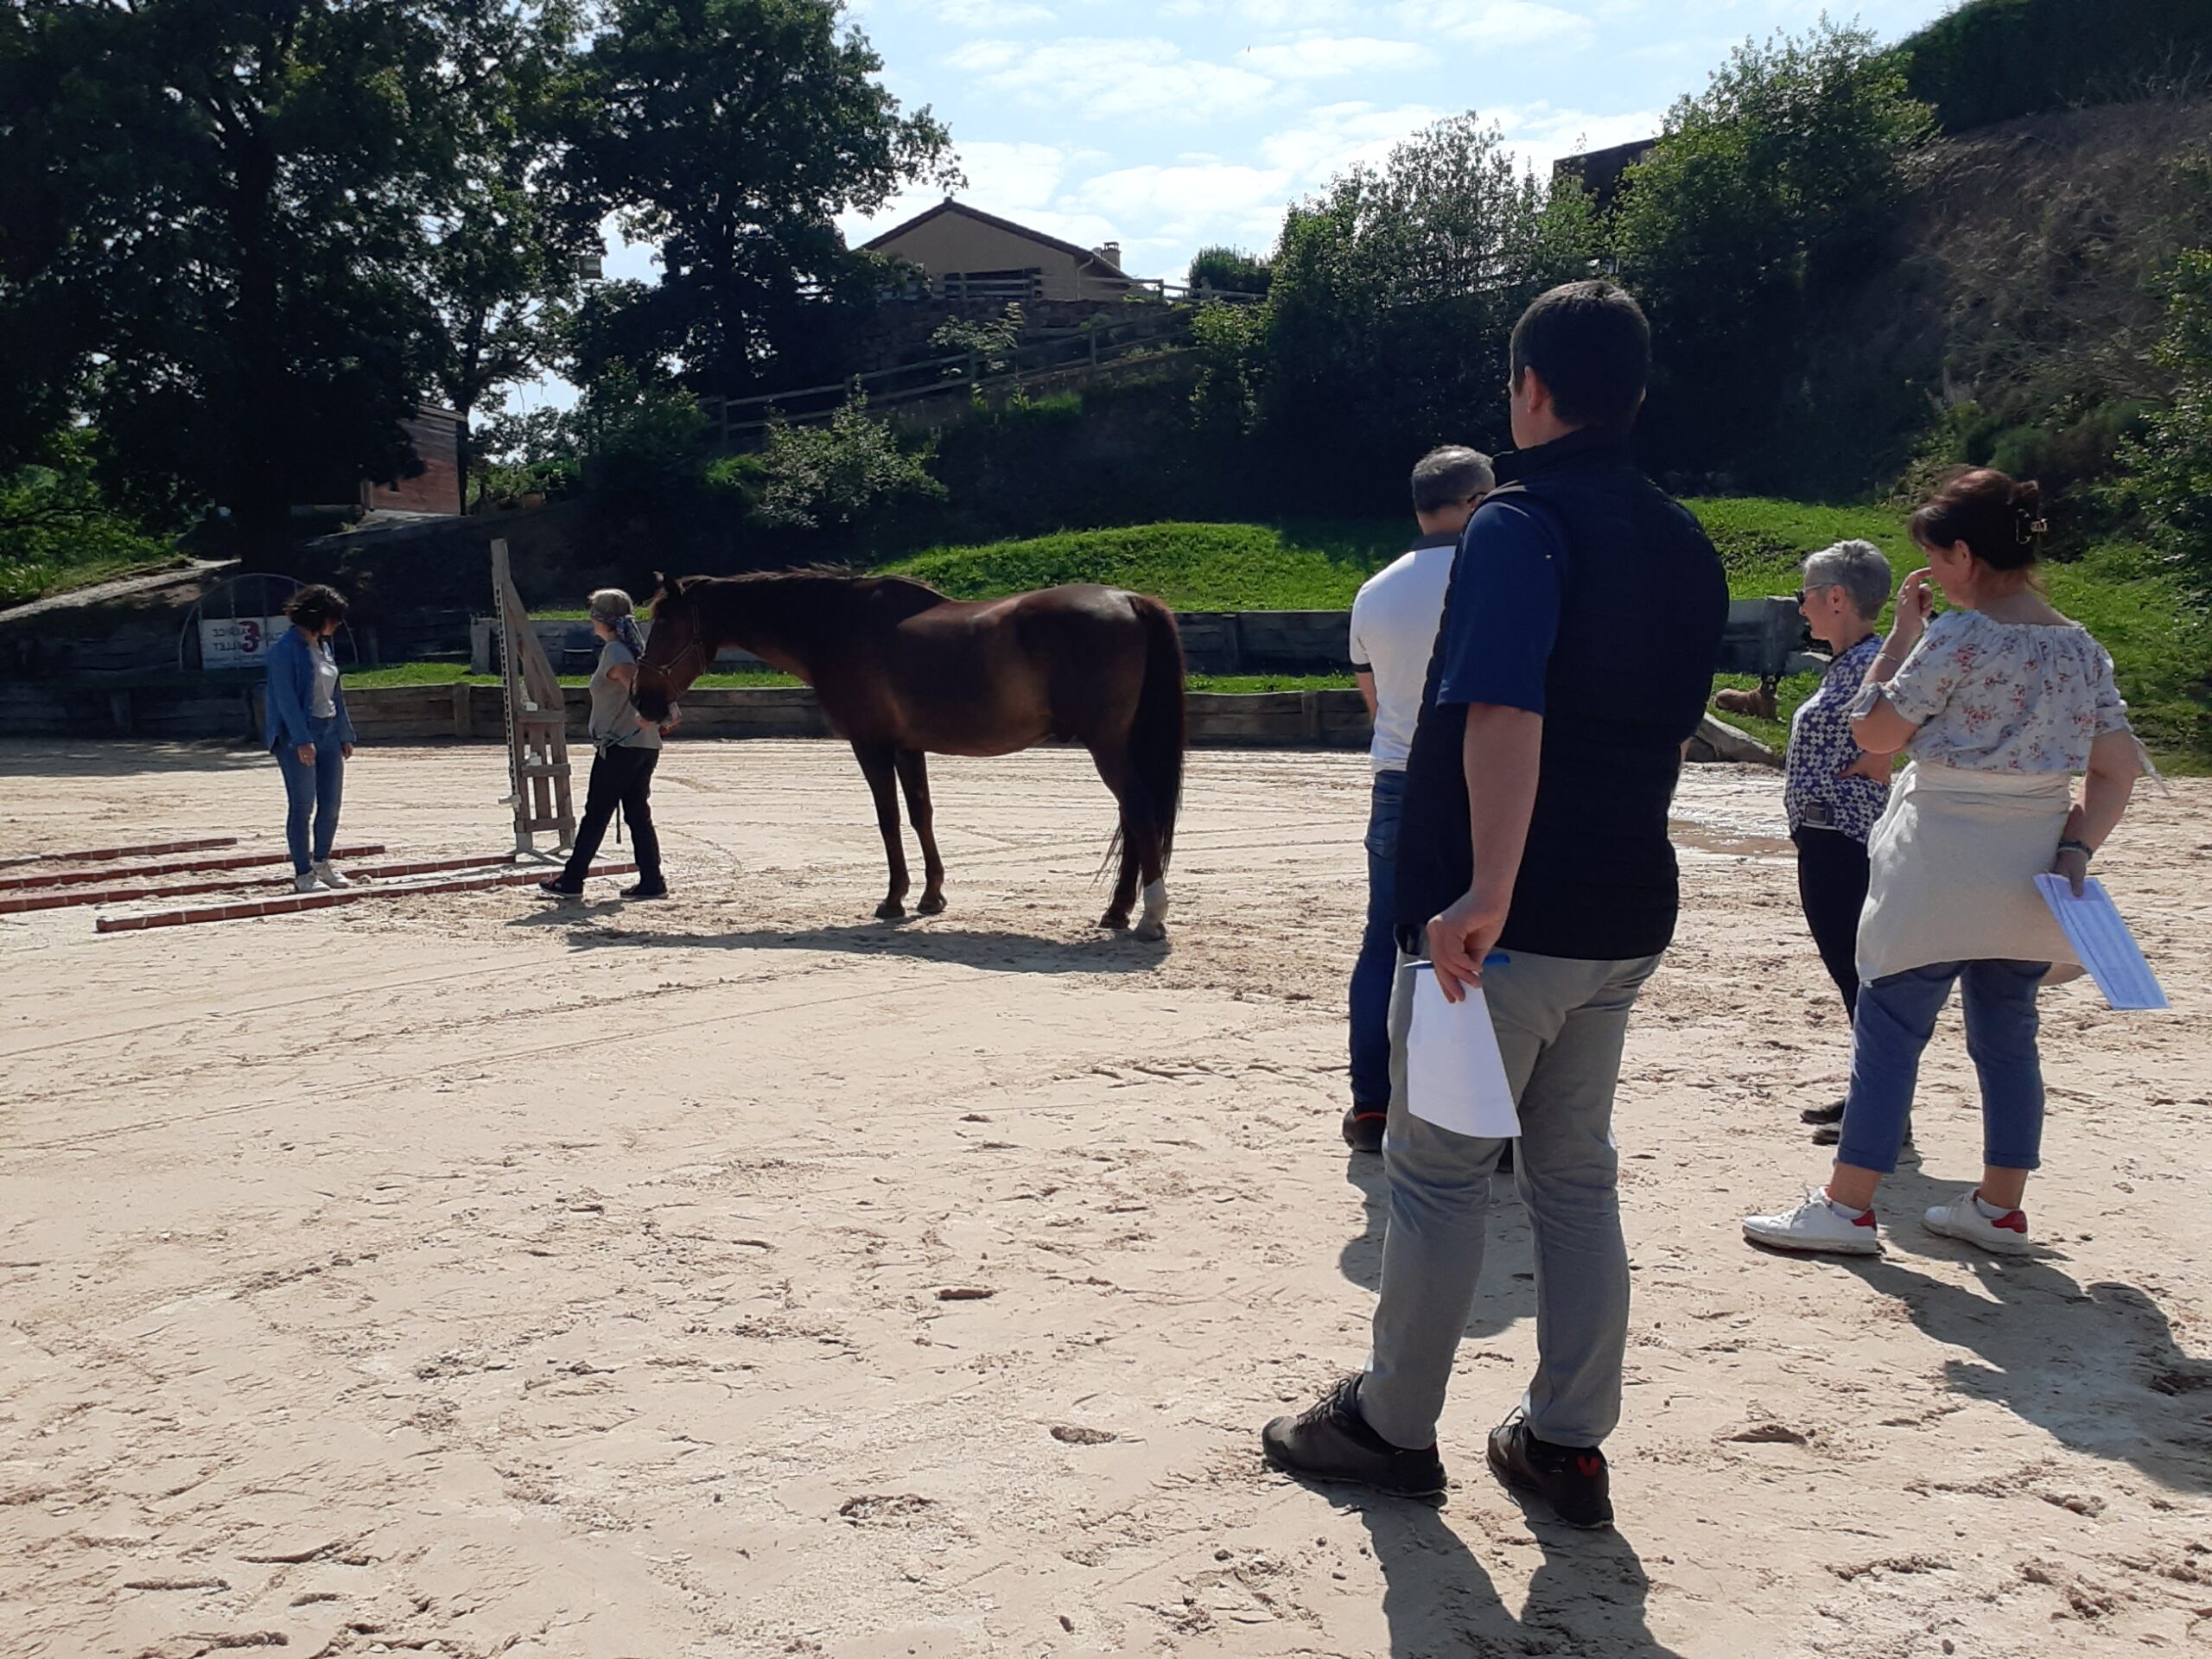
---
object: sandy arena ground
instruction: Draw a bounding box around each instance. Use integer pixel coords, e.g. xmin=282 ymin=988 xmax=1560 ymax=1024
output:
xmin=3 ymin=737 xmax=2210 ymax=1659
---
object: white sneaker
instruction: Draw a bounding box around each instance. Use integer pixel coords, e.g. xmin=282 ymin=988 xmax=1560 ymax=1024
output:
xmin=293 ymin=871 xmax=318 ymax=894
xmin=1744 ymin=1190 xmax=1882 ymax=1255
xmin=1923 ymin=1191 xmax=2033 ymax=1255
xmin=313 ymin=861 xmax=351 ymax=890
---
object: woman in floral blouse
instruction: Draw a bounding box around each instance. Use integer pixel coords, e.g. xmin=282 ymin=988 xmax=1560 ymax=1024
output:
xmin=1783 ymin=539 xmax=1896 ymax=1144
xmin=1745 ymin=469 xmax=2146 ymax=1257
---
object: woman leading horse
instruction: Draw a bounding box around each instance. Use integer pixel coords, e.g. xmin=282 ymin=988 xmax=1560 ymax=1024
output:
xmin=632 ymin=569 xmax=1185 ymax=939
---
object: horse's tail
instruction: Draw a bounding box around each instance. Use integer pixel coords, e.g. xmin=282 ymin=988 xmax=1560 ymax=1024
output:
xmin=1128 ymin=593 xmax=1185 ymax=869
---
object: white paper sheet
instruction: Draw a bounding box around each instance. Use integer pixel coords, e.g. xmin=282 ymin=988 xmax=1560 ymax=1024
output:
xmin=2035 ymin=874 xmax=2168 ymax=1011
xmin=1405 ymin=963 xmax=1522 ymax=1138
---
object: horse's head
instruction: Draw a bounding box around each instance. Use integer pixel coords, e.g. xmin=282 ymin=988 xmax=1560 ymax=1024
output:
xmin=634 ymin=572 xmax=709 ymax=721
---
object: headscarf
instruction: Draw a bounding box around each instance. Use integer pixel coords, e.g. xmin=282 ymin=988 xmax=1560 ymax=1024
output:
xmin=588 ymin=588 xmax=649 ymax=664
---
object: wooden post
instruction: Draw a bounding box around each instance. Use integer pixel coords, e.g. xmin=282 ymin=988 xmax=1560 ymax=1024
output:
xmin=492 ymin=538 xmax=575 ymax=855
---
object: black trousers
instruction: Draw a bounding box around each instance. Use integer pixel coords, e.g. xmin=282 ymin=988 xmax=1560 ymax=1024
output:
xmin=563 ymin=744 xmax=661 ymax=887
xmin=1794 ymin=824 xmax=1870 ymax=1015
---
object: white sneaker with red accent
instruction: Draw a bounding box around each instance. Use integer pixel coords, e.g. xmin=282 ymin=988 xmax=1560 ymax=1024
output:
xmin=1743 ymin=1190 xmax=1882 ymax=1255
xmin=1923 ymin=1191 xmax=2032 ymax=1255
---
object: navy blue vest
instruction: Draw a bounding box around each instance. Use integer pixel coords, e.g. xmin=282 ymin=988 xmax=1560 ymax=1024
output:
xmin=1394 ymin=429 xmax=1728 ymax=960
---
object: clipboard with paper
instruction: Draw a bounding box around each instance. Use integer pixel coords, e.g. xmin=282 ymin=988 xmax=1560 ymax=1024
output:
xmin=1404 ymin=963 xmax=1522 ymax=1138
xmin=2034 ymin=875 xmax=2168 ymax=1010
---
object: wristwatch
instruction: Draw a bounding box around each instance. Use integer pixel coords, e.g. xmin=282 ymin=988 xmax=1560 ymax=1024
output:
xmin=2057 ymin=837 xmax=2094 ymax=859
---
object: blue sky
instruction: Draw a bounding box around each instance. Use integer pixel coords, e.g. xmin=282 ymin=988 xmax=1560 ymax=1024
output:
xmin=542 ymin=0 xmax=1965 ymax=409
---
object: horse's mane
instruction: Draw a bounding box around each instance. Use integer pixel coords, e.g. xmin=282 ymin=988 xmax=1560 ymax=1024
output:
xmin=724 ymin=564 xmax=944 ymax=598
xmin=650 ymin=563 xmax=948 ymax=612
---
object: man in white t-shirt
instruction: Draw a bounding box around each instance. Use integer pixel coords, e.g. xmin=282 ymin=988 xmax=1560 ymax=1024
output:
xmin=1340 ymin=445 xmax=1494 ymax=1152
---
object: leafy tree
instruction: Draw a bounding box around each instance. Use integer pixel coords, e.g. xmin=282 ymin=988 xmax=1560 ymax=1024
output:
xmin=1611 ymin=19 xmax=1932 ymax=481
xmin=3 ymin=0 xmax=468 ymax=556
xmin=2120 ymin=248 xmax=2212 ymax=571
xmin=1188 ymin=245 xmax=1272 ymax=296
xmin=563 ymin=0 xmax=956 ymax=400
xmin=1231 ymin=114 xmax=1598 ymax=503
xmin=422 ymin=0 xmax=597 ymax=516
xmin=741 ymin=396 xmax=943 ymax=531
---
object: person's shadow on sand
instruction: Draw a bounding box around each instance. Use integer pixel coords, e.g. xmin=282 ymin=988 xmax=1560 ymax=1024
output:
xmin=1313 ymin=1488 xmax=1683 ymax=1657
xmin=1848 ymin=1246 xmax=2212 ymax=1494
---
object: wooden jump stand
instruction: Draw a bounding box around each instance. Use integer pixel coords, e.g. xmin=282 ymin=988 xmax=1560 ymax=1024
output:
xmin=491 ymin=538 xmax=576 ymax=858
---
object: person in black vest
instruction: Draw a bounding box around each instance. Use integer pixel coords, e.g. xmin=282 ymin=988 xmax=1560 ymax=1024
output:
xmin=1262 ymin=282 xmax=1726 ymax=1528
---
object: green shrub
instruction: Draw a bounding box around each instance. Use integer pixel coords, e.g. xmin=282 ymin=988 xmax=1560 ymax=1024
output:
xmin=1898 ymin=0 xmax=2212 ymax=132
xmin=0 ymin=431 xmax=175 ymax=607
xmin=2119 ymin=248 xmax=2212 ymax=574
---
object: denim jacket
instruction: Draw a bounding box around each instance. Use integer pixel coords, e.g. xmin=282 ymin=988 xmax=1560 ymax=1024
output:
xmin=263 ymin=627 xmax=357 ymax=752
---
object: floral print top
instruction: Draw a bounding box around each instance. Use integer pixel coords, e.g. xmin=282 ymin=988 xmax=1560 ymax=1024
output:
xmin=1785 ymin=634 xmax=1887 ymax=840
xmin=1854 ymin=608 xmax=2131 ymax=772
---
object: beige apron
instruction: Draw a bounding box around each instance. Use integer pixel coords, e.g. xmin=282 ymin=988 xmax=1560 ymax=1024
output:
xmin=1855 ymin=761 xmax=2081 ymax=985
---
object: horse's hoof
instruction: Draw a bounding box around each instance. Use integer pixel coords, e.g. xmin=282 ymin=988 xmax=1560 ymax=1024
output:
xmin=1133 ymin=918 xmax=1167 ymax=943
xmin=918 ymin=893 xmax=947 ymax=916
xmin=1099 ymin=911 xmax=1130 ymax=931
xmin=875 ymin=899 xmax=906 ymax=920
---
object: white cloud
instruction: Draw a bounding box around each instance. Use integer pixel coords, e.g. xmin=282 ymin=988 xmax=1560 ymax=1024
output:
xmin=1227 ymin=0 xmax=1361 ymax=24
xmin=929 ymin=0 xmax=1058 ymax=28
xmin=1069 ymin=161 xmax=1294 ymax=246
xmin=1240 ymin=35 xmax=1431 ymax=81
xmin=1391 ymin=0 xmax=1594 ymax=48
xmin=1257 ymin=100 xmax=1444 ymax=184
xmin=945 ymin=35 xmax=1278 ymax=121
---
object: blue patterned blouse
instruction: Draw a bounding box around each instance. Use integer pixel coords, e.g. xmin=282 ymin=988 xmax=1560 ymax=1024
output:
xmin=1784 ymin=634 xmax=1887 ymax=842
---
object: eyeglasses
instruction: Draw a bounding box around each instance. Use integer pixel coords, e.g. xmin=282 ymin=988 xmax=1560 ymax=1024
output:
xmin=1795 ymin=583 xmax=1839 ymax=604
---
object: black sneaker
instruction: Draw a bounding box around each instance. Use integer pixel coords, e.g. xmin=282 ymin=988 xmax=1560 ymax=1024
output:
xmin=1261 ymin=1377 xmax=1446 ymax=1498
xmin=537 ymin=878 xmax=584 ymax=898
xmin=1341 ymin=1104 xmax=1386 ymax=1154
xmin=621 ymin=881 xmax=669 ymax=899
xmin=1487 ymin=1413 xmax=1611 ymax=1529
xmin=1800 ymin=1098 xmax=1847 ymax=1125
xmin=1814 ymin=1117 xmax=1910 ymax=1148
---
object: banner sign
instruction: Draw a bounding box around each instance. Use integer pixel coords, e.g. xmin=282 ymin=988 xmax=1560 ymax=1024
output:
xmin=199 ymin=615 xmax=290 ymax=671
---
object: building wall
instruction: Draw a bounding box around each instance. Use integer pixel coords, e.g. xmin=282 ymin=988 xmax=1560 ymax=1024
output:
xmin=873 ymin=216 xmax=1126 ymax=302
xmin=365 ymin=409 xmax=464 ymax=515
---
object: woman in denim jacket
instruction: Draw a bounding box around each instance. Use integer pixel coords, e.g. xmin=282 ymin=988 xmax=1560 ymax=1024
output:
xmin=263 ymin=584 xmax=357 ymax=893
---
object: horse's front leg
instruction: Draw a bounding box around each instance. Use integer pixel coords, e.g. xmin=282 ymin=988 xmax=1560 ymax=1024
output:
xmin=854 ymin=741 xmax=910 ymax=919
xmin=893 ymin=749 xmax=946 ymax=914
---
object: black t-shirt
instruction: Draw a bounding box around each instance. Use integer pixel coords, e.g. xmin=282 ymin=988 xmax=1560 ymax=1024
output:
xmin=1393 ymin=429 xmax=1727 ymax=960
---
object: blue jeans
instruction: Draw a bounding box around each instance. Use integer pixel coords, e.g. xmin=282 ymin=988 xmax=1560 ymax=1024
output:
xmin=278 ymin=717 xmax=346 ymax=874
xmin=1349 ymin=768 xmax=1407 ymax=1107
xmin=1835 ymin=960 xmax=2048 ymax=1176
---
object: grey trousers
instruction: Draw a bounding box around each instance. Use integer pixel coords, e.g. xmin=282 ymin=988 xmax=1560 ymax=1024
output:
xmin=1359 ymin=948 xmax=1662 ymax=1452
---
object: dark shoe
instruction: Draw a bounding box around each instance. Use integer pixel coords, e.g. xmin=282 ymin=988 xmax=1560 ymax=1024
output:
xmin=621 ymin=881 xmax=669 ymax=899
xmin=1487 ymin=1413 xmax=1611 ymax=1529
xmin=1342 ymin=1104 xmax=1386 ymax=1154
xmin=1814 ymin=1118 xmax=1910 ymax=1148
xmin=537 ymin=878 xmax=584 ymax=898
xmin=1801 ymin=1098 xmax=1847 ymax=1125
xmin=1262 ymin=1377 xmax=1446 ymax=1498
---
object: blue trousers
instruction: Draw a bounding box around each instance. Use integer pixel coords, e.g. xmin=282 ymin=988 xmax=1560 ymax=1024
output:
xmin=1835 ymin=959 xmax=2049 ymax=1176
xmin=277 ymin=716 xmax=346 ymax=874
xmin=1349 ymin=768 xmax=1407 ymax=1107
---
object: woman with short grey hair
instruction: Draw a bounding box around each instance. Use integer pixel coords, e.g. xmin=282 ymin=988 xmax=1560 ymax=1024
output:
xmin=539 ymin=588 xmax=673 ymax=900
xmin=1783 ymin=539 xmax=1894 ymax=1141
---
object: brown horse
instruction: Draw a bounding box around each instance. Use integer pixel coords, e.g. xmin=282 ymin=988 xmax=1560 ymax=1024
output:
xmin=632 ymin=569 xmax=1185 ymax=938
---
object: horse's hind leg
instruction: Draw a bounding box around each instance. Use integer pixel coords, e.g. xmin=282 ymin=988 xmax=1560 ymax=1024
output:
xmin=1086 ymin=739 xmax=1143 ymax=931
xmin=854 ymin=741 xmax=911 ymax=919
xmin=893 ymin=749 xmax=946 ymax=914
